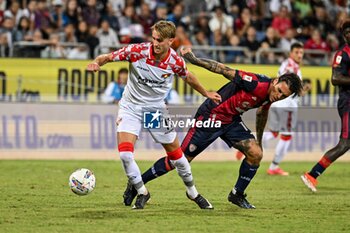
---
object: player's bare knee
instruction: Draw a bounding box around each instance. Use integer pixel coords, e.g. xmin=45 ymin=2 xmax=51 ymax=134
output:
xmin=245 ymin=146 xmax=263 ymax=164
xmin=163 ymin=139 xmax=180 ymax=152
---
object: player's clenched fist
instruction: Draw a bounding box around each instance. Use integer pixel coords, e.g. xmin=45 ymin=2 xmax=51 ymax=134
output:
xmin=86 ymin=62 xmax=100 ymax=72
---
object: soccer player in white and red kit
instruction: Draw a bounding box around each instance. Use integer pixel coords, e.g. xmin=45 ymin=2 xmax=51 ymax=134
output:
xmin=262 ymin=42 xmax=309 ymax=176
xmin=87 ymin=21 xmax=221 ymax=209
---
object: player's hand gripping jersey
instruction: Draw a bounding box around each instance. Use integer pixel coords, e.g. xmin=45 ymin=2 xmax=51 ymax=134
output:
xmin=111 ymin=42 xmax=188 ymax=105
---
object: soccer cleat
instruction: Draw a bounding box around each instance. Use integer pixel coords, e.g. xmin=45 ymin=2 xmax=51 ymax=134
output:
xmin=228 ymin=190 xmax=256 ymax=209
xmin=132 ymin=192 xmax=151 ymax=209
xmin=267 ymin=167 xmax=289 ymax=176
xmin=186 ymin=192 xmax=214 ymax=209
xmin=235 ymin=151 xmax=244 ymax=160
xmin=301 ymin=173 xmax=318 ymax=192
xmin=123 ymin=182 xmax=138 ymax=206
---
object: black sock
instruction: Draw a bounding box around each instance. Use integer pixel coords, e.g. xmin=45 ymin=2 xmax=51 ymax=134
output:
xmin=309 ymin=156 xmax=332 ymax=178
xmin=234 ymin=159 xmax=259 ymax=194
xmin=309 ymin=163 xmax=326 ymax=179
xmin=142 ymin=157 xmax=174 ymax=184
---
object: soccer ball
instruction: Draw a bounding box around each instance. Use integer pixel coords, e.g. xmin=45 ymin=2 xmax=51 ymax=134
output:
xmin=69 ymin=168 xmax=96 ymax=196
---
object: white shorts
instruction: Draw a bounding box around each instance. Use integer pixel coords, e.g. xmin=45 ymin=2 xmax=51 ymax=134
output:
xmin=116 ymin=99 xmax=177 ymax=144
xmin=268 ymin=105 xmax=297 ymax=135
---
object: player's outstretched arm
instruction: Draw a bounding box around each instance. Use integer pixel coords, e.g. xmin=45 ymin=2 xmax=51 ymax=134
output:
xmin=180 ymin=47 xmax=236 ymax=81
xmin=256 ymin=106 xmax=269 ymax=149
xmin=332 ymin=69 xmax=350 ymax=86
xmin=87 ymin=53 xmax=114 ymax=72
xmin=184 ymin=72 xmax=222 ymax=104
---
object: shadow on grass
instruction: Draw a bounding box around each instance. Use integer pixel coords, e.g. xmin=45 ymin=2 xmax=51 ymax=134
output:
xmin=299 ymin=184 xmax=349 ymax=196
xmin=70 ymin=203 xmax=255 ymax=220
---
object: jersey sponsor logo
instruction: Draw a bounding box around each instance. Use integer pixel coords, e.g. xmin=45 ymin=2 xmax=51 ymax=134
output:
xmin=335 ymin=55 xmax=342 ymax=65
xmin=136 ymin=65 xmax=150 ymax=72
xmin=243 ymin=75 xmax=252 ymax=82
xmin=137 ymin=76 xmax=166 ymax=88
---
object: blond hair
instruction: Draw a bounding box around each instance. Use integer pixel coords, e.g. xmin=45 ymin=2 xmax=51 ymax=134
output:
xmin=151 ymin=20 xmax=176 ymax=40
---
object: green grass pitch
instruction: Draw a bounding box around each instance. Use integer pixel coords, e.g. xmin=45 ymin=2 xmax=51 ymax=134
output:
xmin=0 ymin=160 xmax=349 ymax=233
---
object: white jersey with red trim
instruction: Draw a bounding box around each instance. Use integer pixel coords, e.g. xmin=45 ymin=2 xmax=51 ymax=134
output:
xmin=111 ymin=42 xmax=188 ymax=105
xmin=273 ymin=57 xmax=302 ymax=108
xmin=278 ymin=57 xmax=302 ymax=78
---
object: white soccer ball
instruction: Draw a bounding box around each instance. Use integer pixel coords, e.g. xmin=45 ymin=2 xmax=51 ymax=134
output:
xmin=69 ymin=168 xmax=96 ymax=196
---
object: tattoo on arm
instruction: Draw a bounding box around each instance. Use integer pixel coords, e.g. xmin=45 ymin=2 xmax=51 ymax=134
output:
xmin=183 ymin=52 xmax=236 ymax=81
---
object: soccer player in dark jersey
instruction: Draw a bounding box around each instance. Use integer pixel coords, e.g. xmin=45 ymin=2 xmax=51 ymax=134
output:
xmin=123 ymin=47 xmax=303 ymax=209
xmin=301 ymin=20 xmax=350 ymax=192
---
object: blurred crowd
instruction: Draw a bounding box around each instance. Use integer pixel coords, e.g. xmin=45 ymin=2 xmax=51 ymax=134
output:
xmin=0 ymin=0 xmax=349 ymax=64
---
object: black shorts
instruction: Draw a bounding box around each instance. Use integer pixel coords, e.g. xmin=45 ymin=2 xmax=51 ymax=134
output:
xmin=338 ymin=97 xmax=350 ymax=139
xmin=181 ymin=115 xmax=255 ymax=158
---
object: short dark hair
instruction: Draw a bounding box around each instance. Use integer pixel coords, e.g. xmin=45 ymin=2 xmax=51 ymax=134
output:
xmin=119 ymin=67 xmax=128 ymax=74
xmin=340 ymin=19 xmax=350 ymax=34
xmin=278 ymin=73 xmax=303 ymax=97
xmin=290 ymin=42 xmax=303 ymax=51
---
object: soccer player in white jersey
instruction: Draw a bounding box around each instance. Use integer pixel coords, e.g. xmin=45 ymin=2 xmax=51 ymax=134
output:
xmin=262 ymin=42 xmax=310 ymax=175
xmin=87 ymin=21 xmax=222 ymax=209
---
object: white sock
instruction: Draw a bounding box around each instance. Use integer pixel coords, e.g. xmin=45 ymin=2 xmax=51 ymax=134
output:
xmin=186 ymin=185 xmax=199 ymax=199
xmin=269 ymin=138 xmax=291 ymax=170
xmin=170 ymin=155 xmax=198 ymax=199
xmin=119 ymin=151 xmax=142 ymax=186
xmin=137 ymin=185 xmax=147 ymax=195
